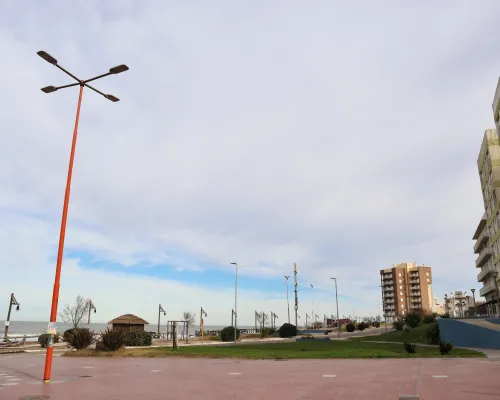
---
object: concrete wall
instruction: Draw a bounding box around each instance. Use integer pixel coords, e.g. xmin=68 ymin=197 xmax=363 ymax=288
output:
xmin=438 ymin=319 xmax=500 ymax=350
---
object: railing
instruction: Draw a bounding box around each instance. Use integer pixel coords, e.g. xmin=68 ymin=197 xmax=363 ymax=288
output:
xmin=194 ymin=328 xmax=263 ymax=337
xmin=474 ymin=229 xmax=489 ymax=253
xmin=480 ymin=282 xmax=497 ymax=297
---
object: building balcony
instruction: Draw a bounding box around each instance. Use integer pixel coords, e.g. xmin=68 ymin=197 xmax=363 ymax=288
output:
xmin=480 ymin=281 xmax=498 ymax=297
xmin=411 ymin=298 xmax=421 ymax=303
xmin=473 ymin=214 xmax=487 ymax=240
xmin=477 ymin=264 xmax=496 ymax=282
xmin=411 ymin=292 xmax=421 ymax=297
xmin=383 ymin=281 xmax=393 ymax=286
xmin=474 ymin=229 xmax=489 ymax=254
xmin=476 ymin=246 xmax=492 ymax=268
xmin=384 ymin=299 xmax=395 ymax=304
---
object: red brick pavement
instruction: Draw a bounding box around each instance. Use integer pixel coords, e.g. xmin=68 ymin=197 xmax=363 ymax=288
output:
xmin=1 ymin=353 xmax=500 ymax=399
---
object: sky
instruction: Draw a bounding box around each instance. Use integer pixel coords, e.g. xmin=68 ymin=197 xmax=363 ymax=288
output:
xmin=1 ymin=0 xmax=500 ymax=327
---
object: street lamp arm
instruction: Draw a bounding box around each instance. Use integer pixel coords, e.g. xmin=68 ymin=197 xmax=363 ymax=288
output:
xmin=84 ymin=72 xmax=112 ymax=84
xmin=84 ymin=83 xmax=120 ymax=102
xmin=54 ymin=63 xmax=82 ymax=84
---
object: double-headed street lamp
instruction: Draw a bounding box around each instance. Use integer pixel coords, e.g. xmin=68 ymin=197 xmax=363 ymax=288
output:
xmin=87 ymin=300 xmax=96 ymax=325
xmin=37 ymin=50 xmax=129 ymax=384
xmin=284 ymin=275 xmax=291 ymax=324
xmin=230 ymin=262 xmax=238 ymax=343
xmin=4 ymin=293 xmax=20 ymax=339
xmin=158 ymin=304 xmax=166 ymax=334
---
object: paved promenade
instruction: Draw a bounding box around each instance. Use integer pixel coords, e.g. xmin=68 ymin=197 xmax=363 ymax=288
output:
xmin=1 ymin=352 xmax=500 ymax=399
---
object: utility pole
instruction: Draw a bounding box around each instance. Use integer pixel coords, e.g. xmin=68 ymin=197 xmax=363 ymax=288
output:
xmin=200 ymin=307 xmax=207 ymax=343
xmin=232 ymin=309 xmax=235 ymax=327
xmin=294 ymin=263 xmax=299 ymax=327
xmin=306 ymin=313 xmax=309 ymax=328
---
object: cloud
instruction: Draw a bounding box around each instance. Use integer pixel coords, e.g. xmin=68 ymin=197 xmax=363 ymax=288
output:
xmin=1 ymin=0 xmax=500 ymax=324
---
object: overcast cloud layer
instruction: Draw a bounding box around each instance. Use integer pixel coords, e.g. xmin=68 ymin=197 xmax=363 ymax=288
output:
xmin=1 ymin=0 xmax=500 ymax=325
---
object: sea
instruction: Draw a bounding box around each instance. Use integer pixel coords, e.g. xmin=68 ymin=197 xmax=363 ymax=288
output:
xmin=1 ymin=320 xmax=255 ymax=341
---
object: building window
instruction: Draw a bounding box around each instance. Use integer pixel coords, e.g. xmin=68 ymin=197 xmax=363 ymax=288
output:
xmin=401 ymin=298 xmax=404 ymax=302
xmin=426 ymin=272 xmax=429 ymax=276
xmin=399 ymin=273 xmax=401 ymax=277
xmin=400 ymin=286 xmax=403 ymax=289
xmin=400 ymin=292 xmax=403 ymax=295
xmin=427 ymin=279 xmax=430 ymax=283
xmin=399 ymin=279 xmax=402 ymax=283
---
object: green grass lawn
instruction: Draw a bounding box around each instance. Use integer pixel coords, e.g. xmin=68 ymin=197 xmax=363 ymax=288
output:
xmin=353 ymin=323 xmax=433 ymax=344
xmin=65 ymin=337 xmax=483 ymax=359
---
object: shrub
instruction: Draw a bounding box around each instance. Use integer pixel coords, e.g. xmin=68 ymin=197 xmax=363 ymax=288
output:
xmin=100 ymin=328 xmax=125 ymax=351
xmin=278 ymin=323 xmax=297 ymax=338
xmin=38 ymin=333 xmax=60 ymax=348
xmin=63 ymin=328 xmax=77 ymax=343
xmin=393 ymin=320 xmax=405 ymax=331
xmin=220 ymin=326 xmax=241 ymax=342
xmin=403 ymin=311 xmax=422 ymax=328
xmin=424 ymin=323 xmax=440 ymax=344
xmin=422 ymin=313 xmax=436 ymax=324
xmin=440 ymin=312 xmax=450 ymax=319
xmin=123 ymin=331 xmax=153 ymax=347
xmin=260 ymin=327 xmax=275 ymax=338
xmin=404 ymin=342 xmax=416 ymax=354
xmin=357 ymin=322 xmax=366 ymax=331
xmin=374 ymin=321 xmax=381 ymax=328
xmin=438 ymin=341 xmax=453 ymax=355
xmin=346 ymin=323 xmax=355 ymax=332
xmin=66 ymin=328 xmax=96 ymax=350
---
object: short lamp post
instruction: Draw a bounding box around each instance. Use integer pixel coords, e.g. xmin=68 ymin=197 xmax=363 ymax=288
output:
xmin=87 ymin=300 xmax=96 ymax=325
xmin=37 ymin=49 xmax=128 ymax=384
xmin=305 ymin=313 xmax=309 ymax=328
xmin=271 ymin=312 xmax=278 ymax=329
xmin=158 ymin=304 xmax=166 ymax=334
xmin=4 ymin=293 xmax=20 ymax=339
xmin=330 ymin=277 xmax=341 ymax=338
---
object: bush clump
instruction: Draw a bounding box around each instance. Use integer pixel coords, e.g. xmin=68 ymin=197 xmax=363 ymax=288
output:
xmin=424 ymin=322 xmax=440 ymax=344
xmin=374 ymin=321 xmax=381 ymax=328
xmin=260 ymin=327 xmax=275 ymax=338
xmin=63 ymin=328 xmax=77 ymax=343
xmin=100 ymin=328 xmax=125 ymax=351
xmin=404 ymin=342 xmax=416 ymax=354
xmin=403 ymin=311 xmax=422 ymax=328
xmin=66 ymin=328 xmax=96 ymax=350
xmin=278 ymin=323 xmax=297 ymax=338
xmin=220 ymin=326 xmax=241 ymax=342
xmin=438 ymin=341 xmax=453 ymax=355
xmin=123 ymin=331 xmax=153 ymax=347
xmin=440 ymin=312 xmax=450 ymax=319
xmin=38 ymin=333 xmax=60 ymax=348
xmin=422 ymin=313 xmax=436 ymax=324
xmin=346 ymin=323 xmax=355 ymax=332
xmin=357 ymin=322 xmax=366 ymax=331
xmin=393 ymin=320 xmax=405 ymax=331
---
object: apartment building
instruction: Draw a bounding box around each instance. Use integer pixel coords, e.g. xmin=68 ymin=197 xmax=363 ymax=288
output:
xmin=473 ymin=78 xmax=500 ymax=310
xmin=380 ymin=262 xmax=433 ymax=320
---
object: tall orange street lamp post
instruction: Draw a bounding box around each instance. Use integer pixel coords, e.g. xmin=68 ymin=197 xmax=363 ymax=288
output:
xmin=37 ymin=50 xmax=128 ymax=384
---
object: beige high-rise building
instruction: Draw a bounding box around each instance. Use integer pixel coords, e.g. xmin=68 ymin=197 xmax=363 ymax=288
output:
xmin=380 ymin=262 xmax=433 ymax=321
xmin=473 ymin=78 xmax=500 ymax=309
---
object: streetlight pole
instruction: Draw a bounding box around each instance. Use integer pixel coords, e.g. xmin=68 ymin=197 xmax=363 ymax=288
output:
xmin=200 ymin=307 xmax=207 ymax=343
xmin=37 ymin=50 xmax=128 ymax=384
xmin=158 ymin=304 xmax=166 ymax=334
xmin=284 ymin=275 xmax=291 ymax=324
xmin=87 ymin=300 xmax=96 ymax=326
xmin=4 ymin=293 xmax=20 ymax=339
xmin=230 ymin=262 xmax=238 ymax=343
xmin=330 ymin=278 xmax=341 ymax=339
xmin=310 ymin=284 xmax=314 ymax=327
xmin=470 ymin=288 xmax=476 ymax=316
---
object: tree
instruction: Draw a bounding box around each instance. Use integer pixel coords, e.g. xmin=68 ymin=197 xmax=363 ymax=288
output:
xmin=59 ymin=295 xmax=90 ymax=329
xmin=182 ymin=311 xmax=196 ymax=341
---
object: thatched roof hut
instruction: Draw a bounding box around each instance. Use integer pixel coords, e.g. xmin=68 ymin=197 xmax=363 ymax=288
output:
xmin=108 ymin=314 xmax=149 ymax=332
